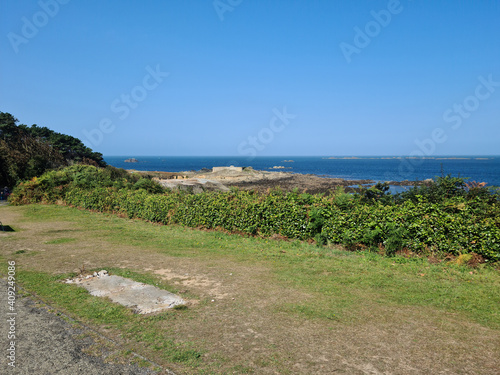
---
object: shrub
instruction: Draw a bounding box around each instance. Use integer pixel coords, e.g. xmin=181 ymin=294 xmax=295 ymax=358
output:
xmin=9 ymin=168 xmax=500 ymax=262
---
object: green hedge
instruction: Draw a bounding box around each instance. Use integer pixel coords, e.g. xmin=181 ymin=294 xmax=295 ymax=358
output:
xmin=60 ymin=186 xmax=500 ymax=261
xmin=9 ymin=166 xmax=500 ymax=261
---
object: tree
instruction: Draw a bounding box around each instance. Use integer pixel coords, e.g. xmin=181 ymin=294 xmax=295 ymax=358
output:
xmin=0 ymin=111 xmax=106 ymax=188
xmin=19 ymin=123 xmax=106 ymax=166
xmin=0 ymin=112 xmax=20 ymax=140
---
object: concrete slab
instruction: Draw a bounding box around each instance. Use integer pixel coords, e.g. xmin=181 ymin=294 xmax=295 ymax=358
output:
xmin=66 ymin=272 xmax=185 ymax=314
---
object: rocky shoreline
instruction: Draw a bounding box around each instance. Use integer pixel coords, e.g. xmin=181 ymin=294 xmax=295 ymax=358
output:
xmin=129 ymin=168 xmax=432 ymax=195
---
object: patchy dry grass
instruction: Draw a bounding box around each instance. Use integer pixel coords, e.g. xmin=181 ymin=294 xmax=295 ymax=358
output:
xmin=1 ymin=204 xmax=499 ymax=374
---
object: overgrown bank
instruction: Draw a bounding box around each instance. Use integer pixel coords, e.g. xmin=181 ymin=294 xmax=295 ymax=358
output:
xmin=10 ymin=165 xmax=500 ymax=262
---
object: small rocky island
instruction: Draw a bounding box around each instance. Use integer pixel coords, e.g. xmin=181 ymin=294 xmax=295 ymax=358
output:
xmin=127 ymin=166 xmax=436 ymax=195
xmin=124 ymin=158 xmax=138 ymax=163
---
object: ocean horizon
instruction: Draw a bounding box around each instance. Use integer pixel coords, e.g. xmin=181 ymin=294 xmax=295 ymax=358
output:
xmin=104 ymin=155 xmax=500 ymax=188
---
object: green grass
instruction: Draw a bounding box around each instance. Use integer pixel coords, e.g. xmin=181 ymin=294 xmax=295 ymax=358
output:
xmin=11 ymin=204 xmax=500 ymax=329
xmin=275 ymin=252 xmax=500 ymax=327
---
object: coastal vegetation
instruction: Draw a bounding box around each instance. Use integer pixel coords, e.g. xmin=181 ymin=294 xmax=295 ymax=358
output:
xmin=10 ymin=164 xmax=500 ymax=263
xmin=0 ymin=111 xmax=105 ymax=188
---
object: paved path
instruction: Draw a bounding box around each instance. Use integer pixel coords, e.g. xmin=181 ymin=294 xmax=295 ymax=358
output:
xmin=0 ymin=280 xmax=167 ymax=374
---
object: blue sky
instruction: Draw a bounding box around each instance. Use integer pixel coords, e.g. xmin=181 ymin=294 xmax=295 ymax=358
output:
xmin=1 ymin=0 xmax=499 ymax=156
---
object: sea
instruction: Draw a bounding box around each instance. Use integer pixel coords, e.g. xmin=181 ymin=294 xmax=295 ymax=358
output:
xmin=104 ymin=156 xmax=500 ymax=189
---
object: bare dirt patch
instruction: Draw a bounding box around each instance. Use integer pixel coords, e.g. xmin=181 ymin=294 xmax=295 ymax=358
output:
xmin=149 ymin=268 xmax=229 ymax=300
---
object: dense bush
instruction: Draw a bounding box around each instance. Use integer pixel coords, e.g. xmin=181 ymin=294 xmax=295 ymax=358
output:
xmin=395 ymin=175 xmax=500 ymax=204
xmin=10 ymin=165 xmax=162 ymax=204
xmin=9 ymin=167 xmax=500 ymax=262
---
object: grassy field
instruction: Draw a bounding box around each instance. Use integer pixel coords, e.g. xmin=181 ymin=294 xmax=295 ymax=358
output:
xmin=1 ymin=204 xmax=499 ymax=374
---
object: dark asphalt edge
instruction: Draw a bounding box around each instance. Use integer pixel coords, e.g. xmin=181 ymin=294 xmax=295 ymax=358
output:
xmin=0 ymin=273 xmax=178 ymax=375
